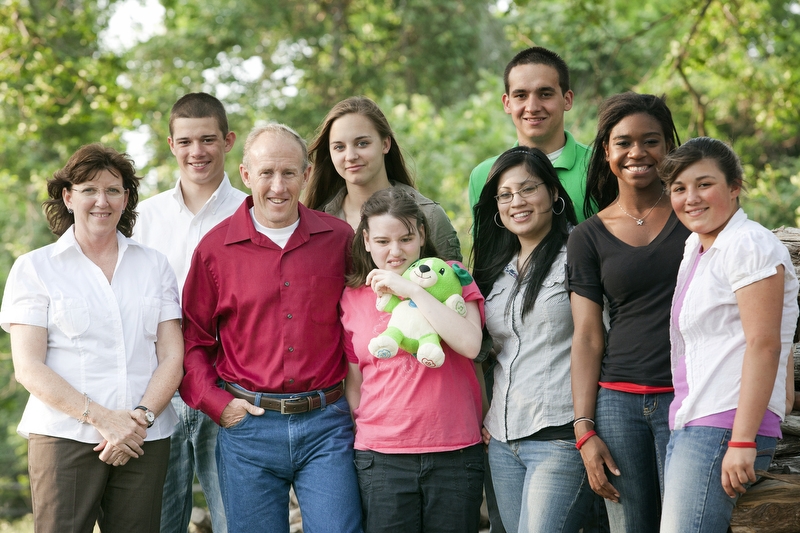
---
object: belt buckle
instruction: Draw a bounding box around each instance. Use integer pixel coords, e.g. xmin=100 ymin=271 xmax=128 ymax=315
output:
xmin=280 ymin=398 xmax=292 ymax=415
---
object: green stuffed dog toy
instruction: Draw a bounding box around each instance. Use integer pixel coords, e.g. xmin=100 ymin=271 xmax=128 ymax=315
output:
xmin=368 ymin=257 xmax=473 ymax=368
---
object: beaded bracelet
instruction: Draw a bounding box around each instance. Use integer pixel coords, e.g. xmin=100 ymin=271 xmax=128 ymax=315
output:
xmin=727 ymin=441 xmax=757 ymax=449
xmin=573 ymin=417 xmax=595 ymax=427
xmin=575 ymin=430 xmax=597 ymax=450
xmin=78 ymin=393 xmax=92 ymax=424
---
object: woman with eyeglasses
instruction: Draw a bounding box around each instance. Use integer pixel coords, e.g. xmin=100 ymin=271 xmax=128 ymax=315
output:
xmin=0 ymin=144 xmax=184 ymax=533
xmin=471 ymin=146 xmax=593 ymax=532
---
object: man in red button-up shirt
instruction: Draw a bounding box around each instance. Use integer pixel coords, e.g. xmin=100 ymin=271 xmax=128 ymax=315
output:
xmin=180 ymin=123 xmax=361 ymax=532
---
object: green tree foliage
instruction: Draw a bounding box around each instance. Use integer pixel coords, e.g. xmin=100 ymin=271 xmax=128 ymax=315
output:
xmin=0 ymin=0 xmax=799 ymax=519
xmin=118 ymin=0 xmax=507 ymax=192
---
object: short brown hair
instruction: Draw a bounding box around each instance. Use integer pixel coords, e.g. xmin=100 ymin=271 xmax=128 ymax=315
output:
xmin=169 ymin=92 xmax=229 ymax=137
xmin=503 ymin=47 xmax=570 ymax=95
xmin=43 ymin=144 xmax=140 ymax=237
xmin=660 ymin=137 xmax=744 ymax=191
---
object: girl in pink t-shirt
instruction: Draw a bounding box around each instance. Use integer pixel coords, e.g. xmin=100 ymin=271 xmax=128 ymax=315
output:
xmin=340 ymin=187 xmax=485 ymax=533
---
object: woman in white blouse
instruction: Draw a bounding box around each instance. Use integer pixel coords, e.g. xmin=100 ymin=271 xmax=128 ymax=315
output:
xmin=659 ymin=137 xmax=799 ymax=532
xmin=0 ymin=144 xmax=184 ymax=533
xmin=471 ymin=147 xmax=593 ymax=533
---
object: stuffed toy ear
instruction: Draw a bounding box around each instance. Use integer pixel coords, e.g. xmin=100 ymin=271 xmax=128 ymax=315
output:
xmin=452 ymin=263 xmax=473 ymax=286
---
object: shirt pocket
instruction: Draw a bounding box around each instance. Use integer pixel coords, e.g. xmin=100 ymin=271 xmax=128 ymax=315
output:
xmin=305 ymin=276 xmax=344 ymax=325
xmin=540 ymin=263 xmax=568 ymax=304
xmin=140 ymin=297 xmax=161 ymax=342
xmin=484 ymin=283 xmax=508 ymax=322
xmin=51 ymin=297 xmax=90 ymax=338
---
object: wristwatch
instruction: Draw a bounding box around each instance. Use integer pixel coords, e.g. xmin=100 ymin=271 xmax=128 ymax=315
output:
xmin=134 ymin=405 xmax=155 ymax=428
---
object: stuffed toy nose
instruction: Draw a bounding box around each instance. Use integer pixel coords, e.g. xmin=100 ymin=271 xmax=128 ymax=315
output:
xmin=418 ymin=264 xmax=430 ymax=273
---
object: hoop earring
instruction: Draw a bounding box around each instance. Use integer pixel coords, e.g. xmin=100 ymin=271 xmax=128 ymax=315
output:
xmin=552 ymin=196 xmax=565 ymax=216
xmin=493 ymin=212 xmax=504 ymax=228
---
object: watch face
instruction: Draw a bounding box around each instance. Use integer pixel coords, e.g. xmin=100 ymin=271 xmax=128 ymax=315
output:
xmin=145 ymin=411 xmax=155 ymax=423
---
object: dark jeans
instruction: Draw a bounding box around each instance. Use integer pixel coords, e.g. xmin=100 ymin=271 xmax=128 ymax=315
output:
xmin=355 ymin=444 xmax=485 ymax=533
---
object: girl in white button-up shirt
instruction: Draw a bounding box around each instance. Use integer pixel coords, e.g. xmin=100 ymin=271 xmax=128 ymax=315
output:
xmin=659 ymin=137 xmax=799 ymax=533
xmin=0 ymin=144 xmax=184 ymax=533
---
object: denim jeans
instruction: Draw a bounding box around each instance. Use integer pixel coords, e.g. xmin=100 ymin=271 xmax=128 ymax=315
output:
xmin=483 ymin=358 xmax=506 ymax=533
xmin=160 ymin=393 xmax=226 ymax=533
xmin=595 ymin=388 xmax=673 ymax=533
xmin=661 ymin=427 xmax=776 ymax=533
xmin=488 ymin=437 xmax=593 ymax=533
xmin=216 ymin=394 xmax=361 ymax=533
xmin=354 ymin=444 xmax=484 ymax=533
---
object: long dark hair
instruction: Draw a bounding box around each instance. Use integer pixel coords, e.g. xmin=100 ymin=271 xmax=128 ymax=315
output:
xmin=471 ymin=146 xmax=577 ymax=318
xmin=43 ymin=143 xmax=140 ymax=237
xmin=305 ymin=96 xmax=414 ymax=210
xmin=584 ymin=92 xmax=681 ymax=219
xmin=347 ymin=188 xmax=439 ymax=288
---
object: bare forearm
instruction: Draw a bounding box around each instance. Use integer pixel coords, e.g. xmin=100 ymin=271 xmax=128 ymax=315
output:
xmin=410 ymin=289 xmax=482 ymax=358
xmin=138 ymin=319 xmax=184 ymax=415
xmin=733 ymin=339 xmax=781 ymax=440
xmin=733 ymin=272 xmax=785 ymax=440
xmin=569 ymin=294 xmax=605 ymax=435
xmin=138 ymin=359 xmax=183 ymax=415
xmin=17 ymin=361 xmax=90 ymax=419
xmin=11 ymin=325 xmax=88 ymax=419
xmin=571 ymin=346 xmax=602 ymax=434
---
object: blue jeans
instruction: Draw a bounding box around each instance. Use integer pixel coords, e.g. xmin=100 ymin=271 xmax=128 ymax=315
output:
xmin=216 ymin=393 xmax=361 ymax=533
xmin=595 ymin=388 xmax=673 ymax=533
xmin=488 ymin=437 xmax=593 ymax=533
xmin=354 ymin=444 xmax=484 ymax=533
xmin=661 ymin=427 xmax=776 ymax=533
xmin=160 ymin=393 xmax=226 ymax=533
xmin=483 ymin=359 xmax=506 ymax=533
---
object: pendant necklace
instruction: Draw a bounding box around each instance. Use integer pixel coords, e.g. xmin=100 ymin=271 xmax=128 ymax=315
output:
xmin=616 ymin=188 xmax=664 ymax=226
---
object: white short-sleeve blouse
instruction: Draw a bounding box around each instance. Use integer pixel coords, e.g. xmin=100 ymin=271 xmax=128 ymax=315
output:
xmin=0 ymin=227 xmax=182 ymax=442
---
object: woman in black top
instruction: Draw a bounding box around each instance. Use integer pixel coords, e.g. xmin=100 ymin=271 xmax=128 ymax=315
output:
xmin=567 ymin=93 xmax=688 ymax=533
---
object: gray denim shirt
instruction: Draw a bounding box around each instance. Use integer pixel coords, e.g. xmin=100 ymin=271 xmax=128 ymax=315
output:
xmin=483 ymin=247 xmax=575 ymax=442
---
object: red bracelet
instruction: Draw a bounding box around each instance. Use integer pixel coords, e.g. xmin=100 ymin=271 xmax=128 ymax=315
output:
xmin=575 ymin=430 xmax=597 ymax=450
xmin=727 ymin=441 xmax=757 ymax=449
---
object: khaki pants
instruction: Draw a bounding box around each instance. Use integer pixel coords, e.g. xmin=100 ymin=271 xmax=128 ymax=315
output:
xmin=28 ymin=434 xmax=170 ymax=533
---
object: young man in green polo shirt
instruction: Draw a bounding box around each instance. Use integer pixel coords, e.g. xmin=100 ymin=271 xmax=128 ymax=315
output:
xmin=470 ymin=47 xmax=604 ymax=533
xmin=468 ymin=47 xmax=592 ymax=222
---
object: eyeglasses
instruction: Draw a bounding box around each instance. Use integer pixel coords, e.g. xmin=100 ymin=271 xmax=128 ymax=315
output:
xmin=72 ymin=186 xmax=126 ymax=199
xmin=495 ymin=183 xmax=544 ymax=204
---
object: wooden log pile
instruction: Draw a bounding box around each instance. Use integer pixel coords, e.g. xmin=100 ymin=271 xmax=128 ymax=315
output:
xmin=730 ymin=228 xmax=800 ymax=532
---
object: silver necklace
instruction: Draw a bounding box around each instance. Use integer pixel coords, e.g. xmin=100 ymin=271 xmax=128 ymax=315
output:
xmin=616 ymin=188 xmax=664 ymax=226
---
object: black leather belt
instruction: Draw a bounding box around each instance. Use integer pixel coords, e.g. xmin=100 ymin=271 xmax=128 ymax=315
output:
xmin=223 ymin=382 xmax=344 ymax=415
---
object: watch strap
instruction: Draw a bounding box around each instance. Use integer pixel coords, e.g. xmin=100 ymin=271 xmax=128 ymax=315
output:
xmin=134 ymin=405 xmax=155 ymax=428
